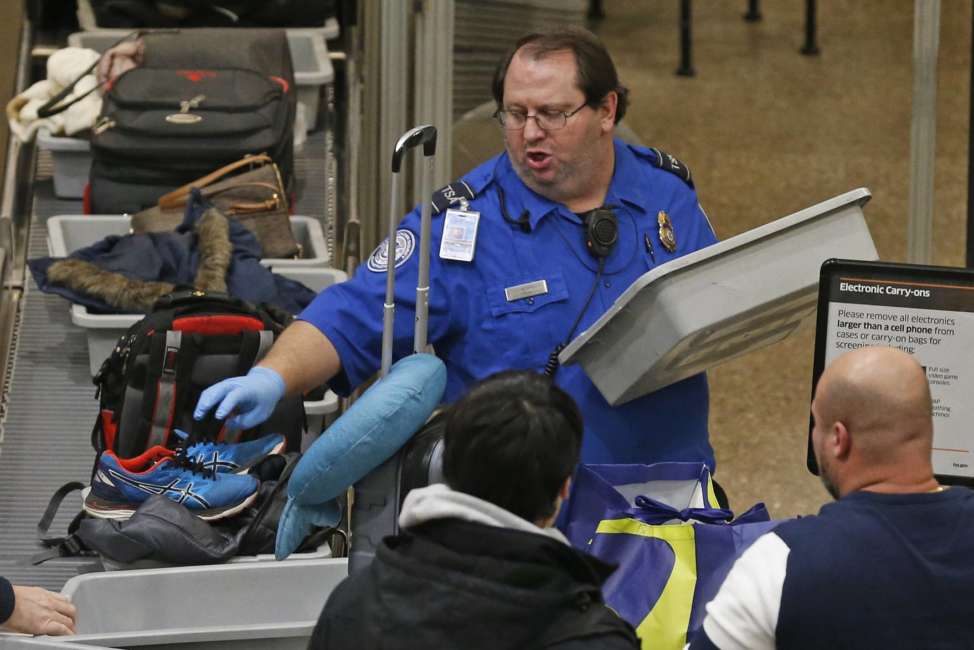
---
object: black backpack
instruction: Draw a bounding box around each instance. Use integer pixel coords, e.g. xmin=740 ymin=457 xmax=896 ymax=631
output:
xmin=33 ymin=291 xmax=312 ymax=564
xmin=87 ymin=29 xmax=296 ymax=214
xmin=92 ymin=290 xmax=305 ymax=458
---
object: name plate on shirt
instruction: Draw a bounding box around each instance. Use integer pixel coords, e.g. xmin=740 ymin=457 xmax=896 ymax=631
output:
xmin=505 ymin=280 xmax=548 ymax=302
xmin=439 ymin=209 xmax=480 ymax=262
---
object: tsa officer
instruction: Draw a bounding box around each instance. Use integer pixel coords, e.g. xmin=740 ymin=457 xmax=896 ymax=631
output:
xmin=195 ymin=26 xmax=719 ymax=469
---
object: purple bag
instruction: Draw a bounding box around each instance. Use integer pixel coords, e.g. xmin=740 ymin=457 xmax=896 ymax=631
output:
xmin=561 ymin=463 xmax=782 ymax=650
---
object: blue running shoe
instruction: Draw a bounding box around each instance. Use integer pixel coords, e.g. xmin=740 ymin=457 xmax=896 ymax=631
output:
xmin=83 ymin=446 xmax=259 ymax=521
xmin=172 ymin=430 xmax=286 ymax=474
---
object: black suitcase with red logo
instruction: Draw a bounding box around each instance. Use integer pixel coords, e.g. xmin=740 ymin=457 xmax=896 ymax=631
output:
xmin=87 ymin=29 xmax=296 ymax=214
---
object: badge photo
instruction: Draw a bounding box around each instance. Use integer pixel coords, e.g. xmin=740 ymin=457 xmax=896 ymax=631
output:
xmin=367 ymin=229 xmax=416 ymax=272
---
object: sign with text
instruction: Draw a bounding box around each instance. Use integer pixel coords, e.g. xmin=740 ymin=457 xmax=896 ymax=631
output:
xmin=810 ymin=260 xmax=974 ymax=482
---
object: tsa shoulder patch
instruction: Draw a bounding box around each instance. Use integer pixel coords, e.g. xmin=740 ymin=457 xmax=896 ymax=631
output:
xmin=432 ymin=180 xmax=477 ymax=214
xmin=367 ymin=229 xmax=416 ymax=272
xmin=641 ymin=147 xmax=694 ymax=188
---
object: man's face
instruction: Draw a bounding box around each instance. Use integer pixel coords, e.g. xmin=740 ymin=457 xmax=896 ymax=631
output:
xmin=501 ymin=48 xmax=612 ymax=205
xmin=811 ymin=389 xmax=840 ymax=500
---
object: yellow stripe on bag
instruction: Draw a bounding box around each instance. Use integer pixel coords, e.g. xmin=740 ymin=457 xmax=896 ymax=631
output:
xmin=595 ymin=519 xmax=697 ymax=650
xmin=705 ymin=475 xmax=719 ymax=509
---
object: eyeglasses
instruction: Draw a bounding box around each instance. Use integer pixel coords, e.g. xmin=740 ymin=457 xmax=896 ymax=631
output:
xmin=494 ymin=102 xmax=589 ymax=131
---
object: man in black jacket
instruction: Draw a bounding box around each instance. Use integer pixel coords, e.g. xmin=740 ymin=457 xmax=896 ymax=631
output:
xmin=310 ymin=370 xmax=640 ymax=649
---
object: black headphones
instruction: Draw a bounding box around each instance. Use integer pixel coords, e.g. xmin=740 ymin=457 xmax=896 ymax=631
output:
xmin=583 ymin=206 xmax=619 ymax=260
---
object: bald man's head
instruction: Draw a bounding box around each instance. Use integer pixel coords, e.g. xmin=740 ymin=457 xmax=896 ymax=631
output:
xmin=812 ymin=347 xmax=935 ymax=495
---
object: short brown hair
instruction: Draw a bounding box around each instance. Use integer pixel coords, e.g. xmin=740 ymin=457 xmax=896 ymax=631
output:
xmin=491 ymin=26 xmax=629 ymax=124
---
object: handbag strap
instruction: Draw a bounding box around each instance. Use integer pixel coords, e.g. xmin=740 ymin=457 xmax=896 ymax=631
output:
xmin=205 ymin=182 xmax=284 ymax=212
xmin=37 ymin=30 xmax=144 ymax=119
xmin=158 ymin=154 xmax=274 ymax=209
xmin=31 ymin=481 xmax=94 ymax=564
xmin=237 ymin=454 xmax=299 ymax=549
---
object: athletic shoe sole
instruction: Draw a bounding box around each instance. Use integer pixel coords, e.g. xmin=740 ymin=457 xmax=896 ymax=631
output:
xmin=81 ymin=486 xmax=259 ymax=522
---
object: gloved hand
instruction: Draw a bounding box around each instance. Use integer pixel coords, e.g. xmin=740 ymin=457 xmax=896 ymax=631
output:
xmin=194 ymin=366 xmax=286 ymax=431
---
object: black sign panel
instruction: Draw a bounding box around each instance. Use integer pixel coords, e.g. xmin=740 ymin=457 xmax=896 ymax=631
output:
xmin=809 ymin=259 xmax=974 ymax=485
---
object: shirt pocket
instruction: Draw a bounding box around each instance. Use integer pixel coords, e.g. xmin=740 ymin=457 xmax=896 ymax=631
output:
xmin=466 ymin=271 xmax=571 ymax=370
xmin=485 ymin=271 xmax=570 ymax=317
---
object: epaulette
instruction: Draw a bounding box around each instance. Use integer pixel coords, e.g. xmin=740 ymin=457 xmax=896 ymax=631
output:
xmin=432 ymin=180 xmax=478 ymax=214
xmin=641 ymin=147 xmax=694 ymax=188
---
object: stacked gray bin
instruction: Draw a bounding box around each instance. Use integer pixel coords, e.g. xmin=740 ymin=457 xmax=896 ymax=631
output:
xmin=0 ymin=558 xmax=348 ymax=649
xmin=35 ymin=129 xmax=90 ymax=199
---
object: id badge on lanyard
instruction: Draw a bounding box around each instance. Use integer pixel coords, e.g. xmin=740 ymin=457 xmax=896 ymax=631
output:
xmin=439 ymin=209 xmax=480 ymax=262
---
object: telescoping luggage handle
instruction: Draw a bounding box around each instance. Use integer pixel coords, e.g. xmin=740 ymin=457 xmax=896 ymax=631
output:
xmin=381 ymin=125 xmax=438 ymax=377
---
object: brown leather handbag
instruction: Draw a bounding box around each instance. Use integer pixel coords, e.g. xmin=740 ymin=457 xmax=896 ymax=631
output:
xmin=131 ymin=154 xmax=301 ymax=259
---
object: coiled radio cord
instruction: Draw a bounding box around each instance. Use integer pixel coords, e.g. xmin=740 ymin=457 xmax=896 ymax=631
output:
xmin=544 ymin=257 xmax=605 ymax=378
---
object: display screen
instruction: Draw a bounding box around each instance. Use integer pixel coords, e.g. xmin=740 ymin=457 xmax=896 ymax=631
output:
xmin=809 ymin=259 xmax=974 ymax=483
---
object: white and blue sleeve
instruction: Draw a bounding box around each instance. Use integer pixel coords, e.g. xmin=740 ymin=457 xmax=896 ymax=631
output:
xmin=691 ymin=532 xmax=789 ymax=650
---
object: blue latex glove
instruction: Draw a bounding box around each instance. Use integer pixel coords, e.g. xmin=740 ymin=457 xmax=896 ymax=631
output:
xmin=194 ymin=366 xmax=286 ymax=431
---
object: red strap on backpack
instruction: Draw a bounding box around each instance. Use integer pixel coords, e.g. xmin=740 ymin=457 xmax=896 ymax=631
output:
xmin=172 ymin=315 xmax=264 ymax=335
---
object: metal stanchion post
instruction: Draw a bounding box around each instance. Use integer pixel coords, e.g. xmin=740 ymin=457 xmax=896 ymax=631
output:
xmin=676 ymin=0 xmax=695 ymax=77
xmin=744 ymin=0 xmax=762 ymax=22
xmin=801 ymin=0 xmax=820 ymax=55
xmin=908 ymin=0 xmax=940 ymax=265
xmin=588 ymin=0 xmax=605 ymax=20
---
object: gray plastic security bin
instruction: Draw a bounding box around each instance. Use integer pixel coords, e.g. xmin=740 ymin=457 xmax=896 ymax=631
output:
xmin=0 ymin=638 xmax=108 ymax=649
xmin=36 ymin=129 xmax=91 ymax=199
xmin=48 ymin=214 xmax=330 ymax=269
xmin=68 ymin=30 xmax=334 ymax=132
xmin=1 ymin=558 xmax=347 ymax=649
xmin=560 ymin=188 xmax=879 ymax=406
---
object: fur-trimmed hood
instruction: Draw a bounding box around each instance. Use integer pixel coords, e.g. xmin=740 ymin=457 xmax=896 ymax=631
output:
xmin=46 ymin=208 xmax=233 ymax=313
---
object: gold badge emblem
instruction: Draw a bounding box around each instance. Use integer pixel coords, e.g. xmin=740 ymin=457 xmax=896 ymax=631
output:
xmin=657 ymin=210 xmax=677 ymax=252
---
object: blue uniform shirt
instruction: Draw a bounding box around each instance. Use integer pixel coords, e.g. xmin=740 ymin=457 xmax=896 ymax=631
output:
xmin=300 ymin=139 xmax=719 ymax=467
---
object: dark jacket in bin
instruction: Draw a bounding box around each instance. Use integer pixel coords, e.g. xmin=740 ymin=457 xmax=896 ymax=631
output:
xmin=29 ymin=205 xmax=316 ymax=315
xmin=311 ymin=517 xmax=639 ymax=649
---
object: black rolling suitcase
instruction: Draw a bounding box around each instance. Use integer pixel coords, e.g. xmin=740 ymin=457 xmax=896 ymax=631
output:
xmin=348 ymin=125 xmax=443 ymax=572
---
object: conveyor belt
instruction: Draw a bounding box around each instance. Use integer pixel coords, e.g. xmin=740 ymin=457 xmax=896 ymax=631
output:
xmin=0 ymin=131 xmax=334 ymax=590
